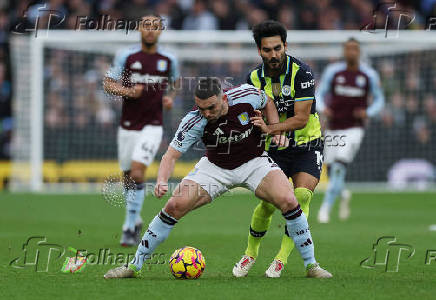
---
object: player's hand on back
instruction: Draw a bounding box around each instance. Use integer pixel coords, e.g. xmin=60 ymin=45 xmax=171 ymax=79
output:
xmin=251 ymin=110 xmax=270 ymax=134
xmin=127 ymin=84 xmax=144 ymax=98
xmin=162 ymin=96 xmax=173 ymax=110
xmin=154 ymin=182 xmax=169 ymax=198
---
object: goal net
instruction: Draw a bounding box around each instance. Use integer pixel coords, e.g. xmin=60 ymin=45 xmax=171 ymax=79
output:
xmin=9 ymin=30 xmax=436 ymax=192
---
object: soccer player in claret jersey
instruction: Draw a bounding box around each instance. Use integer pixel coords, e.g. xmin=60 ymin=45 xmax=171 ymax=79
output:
xmin=103 ymin=78 xmax=331 ymax=279
xmin=316 ymin=38 xmax=384 ymax=223
xmin=103 ymin=13 xmax=179 ymax=246
xmin=233 ymin=20 xmax=326 ymax=278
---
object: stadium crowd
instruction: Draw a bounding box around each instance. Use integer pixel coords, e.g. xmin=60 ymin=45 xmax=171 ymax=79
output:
xmin=0 ymin=0 xmax=435 ymax=182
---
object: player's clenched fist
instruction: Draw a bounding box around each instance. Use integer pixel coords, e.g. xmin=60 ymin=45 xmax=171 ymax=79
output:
xmin=154 ymin=182 xmax=169 ymax=198
xmin=250 ymin=109 xmax=270 ymax=134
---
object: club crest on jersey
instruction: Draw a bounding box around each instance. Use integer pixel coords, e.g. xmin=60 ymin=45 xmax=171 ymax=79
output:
xmin=130 ymin=61 xmax=142 ymax=70
xmin=237 ymin=112 xmax=249 ymax=125
xmin=282 ymin=85 xmax=291 ymax=96
xmin=157 ymin=59 xmax=167 ymax=72
xmin=356 ymin=75 xmax=366 ymax=87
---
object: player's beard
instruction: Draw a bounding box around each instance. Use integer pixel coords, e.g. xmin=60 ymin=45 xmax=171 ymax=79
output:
xmin=263 ymin=52 xmax=286 ymax=75
xmin=142 ymin=40 xmax=156 ymax=48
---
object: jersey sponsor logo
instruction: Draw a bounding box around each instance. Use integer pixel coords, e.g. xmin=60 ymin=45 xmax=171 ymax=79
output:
xmin=130 ymin=61 xmax=142 ymax=70
xmin=334 ymin=85 xmax=365 ymax=97
xmin=356 ymin=75 xmax=367 ymax=87
xmin=157 ymin=59 xmax=168 ymax=72
xmin=281 ymin=85 xmax=291 ymax=96
xmin=218 ymin=126 xmax=253 ymax=144
xmin=237 ymin=112 xmax=249 ymax=125
xmin=301 ymin=79 xmax=315 ymax=89
xmin=336 ymin=75 xmax=346 ymax=84
xmin=130 ymin=73 xmax=166 ymax=84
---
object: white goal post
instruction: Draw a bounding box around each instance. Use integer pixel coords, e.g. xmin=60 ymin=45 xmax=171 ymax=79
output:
xmin=9 ymin=30 xmax=436 ymax=192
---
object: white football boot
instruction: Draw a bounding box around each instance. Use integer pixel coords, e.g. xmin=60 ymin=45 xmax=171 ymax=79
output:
xmin=306 ymin=263 xmax=333 ymax=278
xmin=104 ymin=264 xmax=137 ymax=279
xmin=317 ymin=204 xmax=330 ymax=223
xmin=265 ymin=259 xmax=284 ymax=278
xmin=232 ymin=255 xmax=256 ymax=277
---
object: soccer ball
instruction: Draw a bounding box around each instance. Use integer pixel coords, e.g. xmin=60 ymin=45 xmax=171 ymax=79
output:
xmin=169 ymin=246 xmax=205 ymax=279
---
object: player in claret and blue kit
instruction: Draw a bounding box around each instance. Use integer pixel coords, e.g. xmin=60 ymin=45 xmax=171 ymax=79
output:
xmin=103 ymin=78 xmax=332 ymax=279
xmin=316 ymin=38 xmax=385 ymax=223
xmin=103 ymin=13 xmax=179 ymax=246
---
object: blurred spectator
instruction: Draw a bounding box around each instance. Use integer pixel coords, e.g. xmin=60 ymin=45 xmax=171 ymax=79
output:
xmin=277 ymin=5 xmax=295 ymax=29
xmin=423 ymin=94 xmax=436 ymax=123
xmin=182 ymin=0 xmax=217 ymax=30
xmin=212 ymin=0 xmax=239 ymax=30
xmin=0 ymin=62 xmax=10 ymax=118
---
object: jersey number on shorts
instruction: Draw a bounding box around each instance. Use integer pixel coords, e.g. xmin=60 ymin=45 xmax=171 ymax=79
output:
xmin=315 ymin=151 xmax=323 ymax=171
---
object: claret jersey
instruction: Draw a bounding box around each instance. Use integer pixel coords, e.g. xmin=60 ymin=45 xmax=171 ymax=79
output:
xmin=106 ymin=45 xmax=179 ymax=130
xmin=170 ymin=84 xmax=269 ymax=169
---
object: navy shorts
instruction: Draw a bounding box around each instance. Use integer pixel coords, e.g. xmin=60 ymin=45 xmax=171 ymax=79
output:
xmin=268 ymin=147 xmax=324 ymax=180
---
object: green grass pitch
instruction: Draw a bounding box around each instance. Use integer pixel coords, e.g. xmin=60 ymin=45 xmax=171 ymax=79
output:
xmin=1 ymin=191 xmax=436 ymax=299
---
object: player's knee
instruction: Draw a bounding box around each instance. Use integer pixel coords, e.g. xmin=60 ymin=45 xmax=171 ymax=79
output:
xmin=276 ymin=193 xmax=298 ymax=213
xmin=129 ymin=168 xmax=144 ymax=183
xmin=164 ymin=198 xmax=188 ymax=220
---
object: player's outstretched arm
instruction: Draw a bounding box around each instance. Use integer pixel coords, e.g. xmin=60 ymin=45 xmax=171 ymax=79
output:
xmin=262 ymin=96 xmax=280 ymax=125
xmin=155 ymin=146 xmax=182 ymax=198
xmin=103 ymin=77 xmax=144 ymax=98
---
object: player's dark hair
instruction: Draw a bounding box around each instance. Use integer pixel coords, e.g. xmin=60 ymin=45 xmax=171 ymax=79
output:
xmin=141 ymin=11 xmax=165 ymax=30
xmin=345 ymin=37 xmax=360 ymax=45
xmin=252 ymin=20 xmax=287 ymax=49
xmin=195 ymin=77 xmax=222 ymax=100
xmin=142 ymin=10 xmax=162 ymax=19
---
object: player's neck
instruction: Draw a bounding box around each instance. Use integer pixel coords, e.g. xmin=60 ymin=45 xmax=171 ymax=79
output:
xmin=347 ymin=62 xmax=359 ymax=72
xmin=141 ymin=43 xmax=158 ymax=54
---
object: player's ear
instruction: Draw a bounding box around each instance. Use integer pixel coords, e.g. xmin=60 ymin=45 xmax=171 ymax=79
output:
xmin=257 ymin=47 xmax=262 ymax=56
xmin=284 ymin=42 xmax=288 ymax=51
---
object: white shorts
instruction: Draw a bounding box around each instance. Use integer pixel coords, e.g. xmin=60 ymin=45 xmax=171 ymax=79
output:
xmin=117 ymin=125 xmax=163 ymax=171
xmin=324 ymin=127 xmax=364 ymax=164
xmin=184 ymin=153 xmax=281 ymax=200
